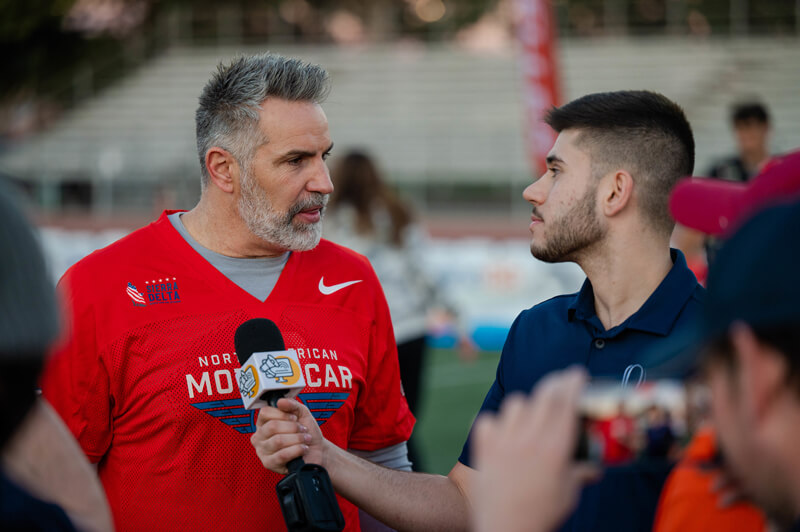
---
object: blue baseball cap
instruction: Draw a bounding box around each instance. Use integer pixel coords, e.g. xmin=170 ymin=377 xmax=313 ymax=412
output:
xmin=645 ymin=200 xmax=800 ymax=378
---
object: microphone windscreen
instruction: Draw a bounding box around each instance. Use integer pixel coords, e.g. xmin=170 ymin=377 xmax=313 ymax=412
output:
xmin=234 ymin=318 xmax=286 ymax=366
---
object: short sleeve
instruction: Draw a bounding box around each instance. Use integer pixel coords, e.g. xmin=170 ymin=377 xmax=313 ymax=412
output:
xmin=457 ymin=313 xmax=526 ymax=467
xmin=348 ymin=271 xmax=415 ymax=451
xmin=40 ymin=269 xmax=113 ymax=463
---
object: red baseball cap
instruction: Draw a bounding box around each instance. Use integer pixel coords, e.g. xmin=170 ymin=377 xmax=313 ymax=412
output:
xmin=669 ymin=149 xmax=800 ymax=236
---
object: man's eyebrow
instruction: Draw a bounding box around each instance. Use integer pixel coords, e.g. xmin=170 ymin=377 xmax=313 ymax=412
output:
xmin=546 ymin=155 xmax=565 ymax=166
xmin=280 ymin=148 xmax=315 ymax=160
xmin=279 ymin=142 xmax=334 ymax=160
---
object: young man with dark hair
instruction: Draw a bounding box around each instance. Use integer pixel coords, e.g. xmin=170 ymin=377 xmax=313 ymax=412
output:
xmin=253 ymin=90 xmax=704 ymax=531
xmin=542 ymin=90 xmax=695 ymax=240
xmin=469 ymin=198 xmax=800 ymax=532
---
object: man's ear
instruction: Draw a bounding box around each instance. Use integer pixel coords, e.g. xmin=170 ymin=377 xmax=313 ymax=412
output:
xmin=599 ymin=169 xmax=634 ymax=218
xmin=730 ymin=321 xmax=787 ymax=424
xmin=204 ymin=147 xmax=239 ymax=194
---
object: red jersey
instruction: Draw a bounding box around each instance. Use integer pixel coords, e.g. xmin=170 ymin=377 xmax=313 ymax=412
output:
xmin=41 ymin=211 xmax=415 ymax=532
xmin=596 ymin=414 xmax=636 ymax=465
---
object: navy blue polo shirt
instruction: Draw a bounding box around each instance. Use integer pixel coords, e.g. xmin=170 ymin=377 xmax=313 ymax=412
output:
xmin=458 ymin=249 xmax=704 ymax=531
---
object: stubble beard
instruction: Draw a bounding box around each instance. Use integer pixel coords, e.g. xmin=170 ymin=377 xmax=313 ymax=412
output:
xmin=529 ymin=182 xmax=605 ymax=264
xmin=237 ymin=165 xmax=328 ymax=252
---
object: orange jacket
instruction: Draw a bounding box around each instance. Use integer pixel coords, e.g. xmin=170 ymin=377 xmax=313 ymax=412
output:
xmin=652 ymin=428 xmax=766 ymax=532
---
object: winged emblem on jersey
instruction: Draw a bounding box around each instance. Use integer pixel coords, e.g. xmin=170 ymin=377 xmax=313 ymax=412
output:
xmin=190 ymin=392 xmax=351 ymax=434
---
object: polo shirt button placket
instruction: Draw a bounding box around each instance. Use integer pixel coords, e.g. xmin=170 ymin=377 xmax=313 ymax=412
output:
xmin=594 ymin=338 xmax=606 ymax=350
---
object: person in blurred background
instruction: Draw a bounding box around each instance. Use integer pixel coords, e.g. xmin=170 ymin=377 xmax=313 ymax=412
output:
xmin=696 ymin=201 xmax=800 ymax=531
xmin=251 ymin=90 xmax=703 ymax=532
xmin=655 ymin=199 xmax=800 ymax=532
xmin=594 ymin=401 xmax=636 ymax=465
xmin=325 ymin=149 xmax=474 ymax=472
xmin=642 ymin=405 xmax=676 ymax=460
xmin=671 ymin=100 xmax=773 ymax=279
xmin=39 ymin=52 xmax=415 ymax=532
xmin=652 ymin=149 xmax=800 ymax=532
xmin=670 ymin=149 xmax=800 ymax=240
xmin=0 ymin=181 xmax=112 ymax=532
xmin=710 ymin=101 xmax=772 ymax=183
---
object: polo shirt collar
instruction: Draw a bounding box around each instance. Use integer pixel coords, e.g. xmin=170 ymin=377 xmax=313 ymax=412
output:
xmin=567 ymin=249 xmax=698 ymax=337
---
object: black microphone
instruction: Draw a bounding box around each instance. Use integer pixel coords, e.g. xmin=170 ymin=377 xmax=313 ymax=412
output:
xmin=234 ymin=318 xmax=305 ymax=409
xmin=234 ymin=318 xmax=345 ymax=532
xmin=235 ymin=317 xmax=286 ymax=358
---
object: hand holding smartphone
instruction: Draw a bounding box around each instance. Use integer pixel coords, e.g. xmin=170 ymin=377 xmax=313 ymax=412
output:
xmin=575 ymin=378 xmax=708 ymax=465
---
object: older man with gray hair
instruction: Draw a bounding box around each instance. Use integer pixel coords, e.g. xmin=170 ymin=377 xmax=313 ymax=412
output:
xmin=41 ymin=52 xmax=414 ymax=532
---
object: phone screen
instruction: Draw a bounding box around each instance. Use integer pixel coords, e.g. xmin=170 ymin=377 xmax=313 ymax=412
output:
xmin=575 ymin=379 xmax=709 ymax=465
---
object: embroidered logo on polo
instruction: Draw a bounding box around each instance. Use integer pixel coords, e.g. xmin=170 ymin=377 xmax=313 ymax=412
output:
xmin=190 ymin=392 xmax=350 ymax=434
xmin=126 ymin=277 xmax=182 ymax=306
xmin=621 ymin=364 xmax=646 ymax=388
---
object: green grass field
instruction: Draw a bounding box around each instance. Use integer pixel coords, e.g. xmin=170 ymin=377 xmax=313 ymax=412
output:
xmin=412 ymin=348 xmax=502 ymax=475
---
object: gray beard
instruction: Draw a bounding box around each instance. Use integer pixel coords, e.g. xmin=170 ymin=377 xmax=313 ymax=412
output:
xmin=237 ymin=169 xmax=327 ymax=252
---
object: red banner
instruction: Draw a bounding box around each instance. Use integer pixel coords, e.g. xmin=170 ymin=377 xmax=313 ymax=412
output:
xmin=516 ymin=0 xmax=561 ymax=176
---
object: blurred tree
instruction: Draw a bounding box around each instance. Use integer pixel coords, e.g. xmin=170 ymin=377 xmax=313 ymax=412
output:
xmin=0 ymin=0 xmax=74 ymax=41
xmin=0 ymin=0 xmax=138 ymax=137
xmin=1 ymin=0 xmax=84 ymax=98
xmin=0 ymin=0 xmax=499 ymax=106
xmin=1 ymin=0 xmax=795 ymax=138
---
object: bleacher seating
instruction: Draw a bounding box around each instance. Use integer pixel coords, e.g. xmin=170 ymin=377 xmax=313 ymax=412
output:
xmin=2 ymin=37 xmax=799 ymax=208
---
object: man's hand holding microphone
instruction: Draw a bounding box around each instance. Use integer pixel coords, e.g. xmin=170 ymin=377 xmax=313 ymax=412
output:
xmin=250 ymin=362 xmax=601 ymax=532
xmin=235 ymin=318 xmax=344 ymax=532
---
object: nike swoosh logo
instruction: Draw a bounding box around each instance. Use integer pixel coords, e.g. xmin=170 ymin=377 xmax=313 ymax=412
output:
xmin=318 ymin=277 xmax=363 ymax=295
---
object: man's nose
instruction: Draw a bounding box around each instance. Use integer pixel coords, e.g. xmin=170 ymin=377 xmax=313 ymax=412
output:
xmin=308 ymin=159 xmax=334 ymax=195
xmin=523 ymin=174 xmax=547 ymax=205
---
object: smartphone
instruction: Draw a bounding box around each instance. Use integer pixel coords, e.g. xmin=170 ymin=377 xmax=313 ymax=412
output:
xmin=574 ymin=378 xmax=708 ymax=465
